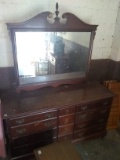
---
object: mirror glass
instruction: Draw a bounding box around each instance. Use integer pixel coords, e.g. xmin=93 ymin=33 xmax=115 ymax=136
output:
xmin=15 ymin=31 xmax=91 ymax=85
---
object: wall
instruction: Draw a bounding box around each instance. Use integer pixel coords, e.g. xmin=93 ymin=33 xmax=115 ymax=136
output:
xmin=108 ymin=3 xmax=120 ymax=80
xmin=110 ymin=2 xmax=120 ymax=61
xmin=0 ymin=0 xmax=120 ymax=88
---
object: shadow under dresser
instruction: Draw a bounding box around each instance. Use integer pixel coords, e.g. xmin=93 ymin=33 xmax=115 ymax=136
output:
xmin=1 ymin=81 xmax=114 ymax=160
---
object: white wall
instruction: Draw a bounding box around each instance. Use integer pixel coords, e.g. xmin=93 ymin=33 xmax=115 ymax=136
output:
xmin=110 ymin=2 xmax=120 ymax=61
xmin=0 ymin=0 xmax=120 ymax=67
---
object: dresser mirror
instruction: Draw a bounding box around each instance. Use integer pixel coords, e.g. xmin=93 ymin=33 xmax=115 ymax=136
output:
xmin=7 ymin=3 xmax=98 ymax=91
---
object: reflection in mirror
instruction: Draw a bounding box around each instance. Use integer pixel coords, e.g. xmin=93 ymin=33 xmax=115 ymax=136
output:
xmin=15 ymin=32 xmax=91 ymax=81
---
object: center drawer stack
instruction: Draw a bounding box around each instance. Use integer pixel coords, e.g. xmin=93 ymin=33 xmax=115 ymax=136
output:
xmin=58 ymin=106 xmax=76 ymax=141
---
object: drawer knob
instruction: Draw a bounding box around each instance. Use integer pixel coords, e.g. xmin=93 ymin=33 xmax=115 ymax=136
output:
xmin=16 ymin=128 xmax=26 ymax=135
xmin=66 ymin=110 xmax=70 ymax=114
xmin=16 ymin=119 xmax=25 ymax=125
xmin=98 ymin=118 xmax=105 ymax=123
xmin=62 ymin=128 xmax=70 ymax=134
xmin=100 ymin=109 xmax=108 ymax=114
xmin=77 ymin=133 xmax=83 ymax=138
xmin=97 ymin=126 xmax=104 ymax=131
xmin=64 ymin=118 xmax=69 ymax=124
xmin=79 ymin=114 xmax=86 ymax=119
xmin=81 ymin=106 xmax=88 ymax=110
xmin=78 ymin=124 xmax=86 ymax=129
xmin=103 ymin=101 xmax=109 ymax=106
xmin=45 ymin=113 xmax=53 ymax=119
xmin=44 ymin=121 xmax=55 ymax=127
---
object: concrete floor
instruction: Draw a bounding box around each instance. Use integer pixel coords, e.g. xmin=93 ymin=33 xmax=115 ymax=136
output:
xmin=0 ymin=129 xmax=120 ymax=160
xmin=76 ymin=129 xmax=120 ymax=160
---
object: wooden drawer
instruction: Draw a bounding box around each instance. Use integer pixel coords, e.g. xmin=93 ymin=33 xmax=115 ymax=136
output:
xmin=77 ymin=99 xmax=111 ymax=112
xmin=11 ymin=129 xmax=57 ymax=147
xmin=74 ymin=124 xmax=106 ymax=139
xmin=9 ymin=110 xmax=57 ymax=126
xmin=58 ymin=124 xmax=74 ymax=136
xmin=74 ymin=116 xmax=108 ymax=130
xmin=11 ymin=139 xmax=53 ymax=157
xmin=59 ymin=114 xmax=74 ymax=126
xmin=76 ymin=106 xmax=110 ymax=122
xmin=10 ymin=118 xmax=57 ymax=138
xmin=75 ymin=110 xmax=97 ymax=122
xmin=98 ymin=106 xmax=110 ymax=116
xmin=58 ymin=106 xmax=76 ymax=116
xmin=58 ymin=133 xmax=73 ymax=141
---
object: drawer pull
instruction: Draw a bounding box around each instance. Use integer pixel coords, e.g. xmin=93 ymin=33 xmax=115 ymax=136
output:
xmin=66 ymin=110 xmax=70 ymax=114
xmin=98 ymin=118 xmax=105 ymax=123
xmin=97 ymin=126 xmax=104 ymax=131
xmin=15 ymin=119 xmax=25 ymax=125
xmin=65 ymin=128 xmax=69 ymax=133
xmin=100 ymin=109 xmax=108 ymax=114
xmin=44 ymin=122 xmax=55 ymax=127
xmin=78 ymin=124 xmax=86 ymax=129
xmin=62 ymin=128 xmax=70 ymax=134
xmin=103 ymin=101 xmax=109 ymax=106
xmin=81 ymin=106 xmax=88 ymax=110
xmin=16 ymin=128 xmax=26 ymax=135
xmin=64 ymin=118 xmax=69 ymax=124
xmin=45 ymin=113 xmax=53 ymax=119
xmin=79 ymin=114 xmax=86 ymax=119
xmin=77 ymin=133 xmax=83 ymax=138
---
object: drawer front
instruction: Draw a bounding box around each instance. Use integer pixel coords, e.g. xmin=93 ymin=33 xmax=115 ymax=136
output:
xmin=58 ymin=124 xmax=74 ymax=136
xmin=76 ymin=106 xmax=110 ymax=122
xmin=74 ymin=124 xmax=106 ymax=139
xmin=98 ymin=106 xmax=110 ymax=116
xmin=75 ymin=110 xmax=97 ymax=122
xmin=59 ymin=106 xmax=76 ymax=116
xmin=9 ymin=110 xmax=57 ymax=126
xmin=59 ymin=114 xmax=74 ymax=126
xmin=11 ymin=140 xmax=52 ymax=157
xmin=10 ymin=118 xmax=57 ymax=138
xmin=11 ymin=128 xmax=57 ymax=147
xmin=74 ymin=116 xmax=108 ymax=131
xmin=77 ymin=99 xmax=111 ymax=112
xmin=58 ymin=133 xmax=73 ymax=141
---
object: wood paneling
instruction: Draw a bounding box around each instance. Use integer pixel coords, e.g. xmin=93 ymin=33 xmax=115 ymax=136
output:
xmin=0 ymin=59 xmax=119 ymax=90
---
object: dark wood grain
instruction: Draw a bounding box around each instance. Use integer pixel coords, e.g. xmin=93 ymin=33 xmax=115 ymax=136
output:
xmin=0 ymin=59 xmax=120 ymax=90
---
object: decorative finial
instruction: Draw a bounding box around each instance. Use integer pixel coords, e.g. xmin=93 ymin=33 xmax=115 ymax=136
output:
xmin=55 ymin=2 xmax=60 ymax=21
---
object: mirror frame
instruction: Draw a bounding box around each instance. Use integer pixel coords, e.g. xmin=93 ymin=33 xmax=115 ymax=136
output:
xmin=7 ymin=3 xmax=98 ymax=92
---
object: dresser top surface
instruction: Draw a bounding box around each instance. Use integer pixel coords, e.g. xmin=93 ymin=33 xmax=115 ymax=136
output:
xmin=1 ymin=82 xmax=114 ymax=118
